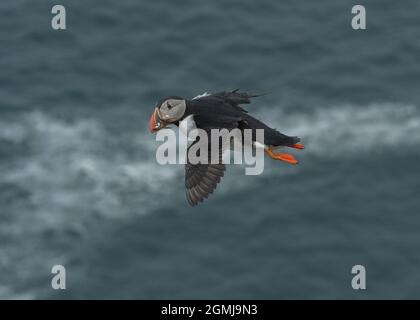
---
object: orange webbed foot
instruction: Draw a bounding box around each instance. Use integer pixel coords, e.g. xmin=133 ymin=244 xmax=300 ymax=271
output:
xmin=289 ymin=143 xmax=304 ymax=150
xmin=265 ymin=148 xmax=298 ymax=165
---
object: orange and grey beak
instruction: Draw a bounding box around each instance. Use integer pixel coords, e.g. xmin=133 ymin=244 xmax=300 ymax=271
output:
xmin=149 ymin=108 xmax=162 ymax=133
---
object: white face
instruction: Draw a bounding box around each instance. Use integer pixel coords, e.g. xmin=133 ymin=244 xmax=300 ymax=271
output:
xmin=158 ymin=98 xmax=186 ymax=123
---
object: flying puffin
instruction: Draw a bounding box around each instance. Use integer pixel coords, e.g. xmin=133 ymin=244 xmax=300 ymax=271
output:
xmin=148 ymin=90 xmax=304 ymax=206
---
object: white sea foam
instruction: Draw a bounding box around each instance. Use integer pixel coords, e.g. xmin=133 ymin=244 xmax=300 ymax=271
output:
xmin=256 ymin=103 xmax=420 ymax=156
xmin=0 ymin=103 xmax=418 ymax=227
xmin=0 ymin=111 xmax=179 ymax=225
xmin=1 ymin=104 xmax=418 ymax=221
xmin=0 ymin=104 xmax=418 ymax=298
xmin=0 ymin=110 xmax=184 ymax=298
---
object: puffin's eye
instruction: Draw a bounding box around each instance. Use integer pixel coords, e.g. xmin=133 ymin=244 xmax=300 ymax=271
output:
xmin=167 ymin=102 xmax=172 ymax=109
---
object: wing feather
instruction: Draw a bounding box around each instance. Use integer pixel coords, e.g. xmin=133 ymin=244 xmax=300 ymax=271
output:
xmin=184 ymin=135 xmax=226 ymax=206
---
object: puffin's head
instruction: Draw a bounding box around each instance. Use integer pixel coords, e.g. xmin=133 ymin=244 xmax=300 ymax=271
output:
xmin=149 ymin=96 xmax=186 ymax=133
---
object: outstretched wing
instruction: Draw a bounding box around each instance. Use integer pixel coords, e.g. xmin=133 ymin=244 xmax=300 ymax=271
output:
xmin=184 ymin=136 xmax=226 ymax=206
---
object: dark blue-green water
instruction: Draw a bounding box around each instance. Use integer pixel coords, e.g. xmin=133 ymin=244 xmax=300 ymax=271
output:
xmin=0 ymin=0 xmax=419 ymax=299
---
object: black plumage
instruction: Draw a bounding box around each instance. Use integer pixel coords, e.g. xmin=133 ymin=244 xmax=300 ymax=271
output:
xmin=178 ymin=90 xmax=300 ymax=206
xmin=184 ymin=142 xmax=225 ymax=206
xmin=184 ymin=90 xmax=299 ymax=146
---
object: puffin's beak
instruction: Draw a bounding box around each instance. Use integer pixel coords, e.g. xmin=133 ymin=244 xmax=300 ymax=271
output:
xmin=149 ymin=108 xmax=161 ymax=133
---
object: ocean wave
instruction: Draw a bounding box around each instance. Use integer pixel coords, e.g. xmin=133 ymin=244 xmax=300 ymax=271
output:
xmin=0 ymin=103 xmax=418 ymax=226
xmin=0 ymin=110 xmax=183 ymax=298
xmin=0 ymin=286 xmax=35 ymax=300
xmin=1 ymin=103 xmax=419 ymax=220
xmin=0 ymin=104 xmax=419 ymax=298
xmin=257 ymin=103 xmax=420 ymax=156
xmin=0 ymin=111 xmax=179 ymax=226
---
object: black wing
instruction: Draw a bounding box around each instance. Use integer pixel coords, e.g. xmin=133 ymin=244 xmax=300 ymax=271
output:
xmin=190 ymin=90 xmax=296 ymax=147
xmin=185 ymin=135 xmax=226 ymax=206
xmin=187 ymin=90 xmax=258 ymax=132
xmin=193 ymin=89 xmax=260 ymax=113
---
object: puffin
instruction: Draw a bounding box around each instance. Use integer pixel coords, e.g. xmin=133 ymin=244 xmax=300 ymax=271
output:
xmin=148 ymin=90 xmax=304 ymax=206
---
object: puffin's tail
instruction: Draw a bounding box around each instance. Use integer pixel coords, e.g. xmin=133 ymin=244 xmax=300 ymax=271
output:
xmin=286 ymin=136 xmax=304 ymax=149
xmin=274 ymin=134 xmax=304 ymax=149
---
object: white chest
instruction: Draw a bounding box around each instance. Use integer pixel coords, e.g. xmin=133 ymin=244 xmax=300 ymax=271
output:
xmin=179 ymin=114 xmax=197 ymax=138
